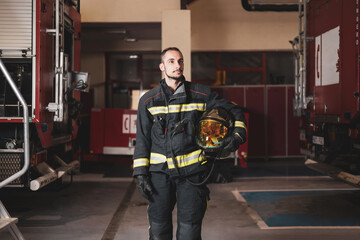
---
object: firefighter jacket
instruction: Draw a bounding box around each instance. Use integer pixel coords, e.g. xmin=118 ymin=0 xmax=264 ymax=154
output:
xmin=132 ymin=78 xmax=247 ymax=177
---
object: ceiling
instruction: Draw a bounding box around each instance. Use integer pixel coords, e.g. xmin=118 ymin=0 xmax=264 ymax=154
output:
xmin=250 ymin=0 xmax=299 ymax=3
xmin=80 ymin=0 xmax=298 ymax=42
xmin=81 ymin=22 xmax=161 ymax=41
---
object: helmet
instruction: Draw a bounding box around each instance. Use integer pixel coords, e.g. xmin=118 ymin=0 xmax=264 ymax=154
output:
xmin=196 ymin=108 xmax=233 ymax=152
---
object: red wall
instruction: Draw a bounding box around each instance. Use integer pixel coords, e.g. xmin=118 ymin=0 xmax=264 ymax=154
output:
xmin=212 ymin=85 xmax=300 ymax=158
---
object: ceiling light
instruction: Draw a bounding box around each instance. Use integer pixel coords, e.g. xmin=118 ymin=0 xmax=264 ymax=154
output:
xmin=124 ymin=37 xmax=137 ymax=42
xmin=106 ymin=29 xmax=127 ymax=34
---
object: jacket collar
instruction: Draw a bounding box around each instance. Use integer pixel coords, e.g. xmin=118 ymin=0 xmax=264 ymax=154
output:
xmin=160 ymin=77 xmax=187 ymax=103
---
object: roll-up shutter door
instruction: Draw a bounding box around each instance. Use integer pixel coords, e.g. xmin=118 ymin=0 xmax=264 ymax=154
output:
xmin=0 ymin=0 xmax=33 ymax=51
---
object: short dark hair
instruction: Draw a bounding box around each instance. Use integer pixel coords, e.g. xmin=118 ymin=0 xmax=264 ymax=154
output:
xmin=160 ymin=47 xmax=182 ymax=62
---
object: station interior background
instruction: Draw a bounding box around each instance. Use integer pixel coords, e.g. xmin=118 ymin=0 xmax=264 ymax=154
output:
xmin=79 ymin=0 xmax=301 ymax=161
xmin=3 ymin=1 xmax=360 ymax=240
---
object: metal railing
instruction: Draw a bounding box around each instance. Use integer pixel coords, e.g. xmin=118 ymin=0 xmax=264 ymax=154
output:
xmin=290 ymin=0 xmax=313 ymax=116
xmin=46 ymin=0 xmax=65 ymax=122
xmin=0 ymin=59 xmax=30 ymax=188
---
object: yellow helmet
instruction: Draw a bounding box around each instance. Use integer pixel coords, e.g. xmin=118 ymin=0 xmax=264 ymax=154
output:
xmin=196 ymin=108 xmax=233 ymax=152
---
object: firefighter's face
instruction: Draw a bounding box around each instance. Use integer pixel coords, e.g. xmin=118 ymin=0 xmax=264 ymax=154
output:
xmin=159 ymin=50 xmax=184 ymax=81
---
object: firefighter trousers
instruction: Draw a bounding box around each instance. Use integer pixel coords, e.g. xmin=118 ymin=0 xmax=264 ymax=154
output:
xmin=148 ymin=172 xmax=209 ymax=240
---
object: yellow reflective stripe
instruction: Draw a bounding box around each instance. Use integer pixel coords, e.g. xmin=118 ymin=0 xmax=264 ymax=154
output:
xmin=168 ymin=150 xmax=206 ymax=169
xmin=179 ymin=103 xmax=206 ymax=112
xmin=149 ymin=152 xmax=167 ymax=164
xmin=168 ymin=149 xmax=205 ymax=168
xmin=133 ymin=158 xmax=149 ymax=167
xmin=235 ymin=121 xmax=247 ymax=130
xmin=148 ymin=106 xmax=167 ymax=115
xmin=148 ymin=103 xmax=206 ymax=115
xmin=149 ymin=150 xmax=206 ymax=169
xmin=168 ymin=105 xmax=180 ymax=113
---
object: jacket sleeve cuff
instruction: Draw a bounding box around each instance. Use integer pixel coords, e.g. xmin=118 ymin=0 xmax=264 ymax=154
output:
xmin=233 ymin=126 xmax=247 ymax=144
xmin=132 ymin=166 xmax=149 ymax=177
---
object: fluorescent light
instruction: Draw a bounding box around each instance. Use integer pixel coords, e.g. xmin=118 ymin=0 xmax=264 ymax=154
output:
xmin=106 ymin=29 xmax=127 ymax=34
xmin=124 ymin=37 xmax=137 ymax=42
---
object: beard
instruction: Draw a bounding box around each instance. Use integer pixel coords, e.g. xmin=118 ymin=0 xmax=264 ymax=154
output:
xmin=165 ymin=70 xmax=184 ymax=81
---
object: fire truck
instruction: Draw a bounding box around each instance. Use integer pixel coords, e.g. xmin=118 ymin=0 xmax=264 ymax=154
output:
xmin=0 ymin=0 xmax=87 ymax=191
xmin=291 ymin=0 xmax=360 ymax=185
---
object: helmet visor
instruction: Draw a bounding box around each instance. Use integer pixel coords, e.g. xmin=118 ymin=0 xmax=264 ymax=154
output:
xmin=196 ymin=119 xmax=228 ymax=149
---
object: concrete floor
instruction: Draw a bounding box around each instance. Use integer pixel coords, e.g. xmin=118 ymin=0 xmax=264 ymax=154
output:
xmin=1 ymin=159 xmax=360 ymax=240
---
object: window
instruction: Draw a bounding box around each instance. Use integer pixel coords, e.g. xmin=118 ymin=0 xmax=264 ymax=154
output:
xmin=219 ymin=52 xmax=262 ymax=69
xmin=142 ymin=54 xmax=161 ymax=89
xmin=266 ymin=52 xmax=294 ymax=85
xmin=109 ymin=54 xmax=138 ymax=84
xmin=107 ymin=52 xmax=161 ymax=108
xmin=191 ymin=51 xmax=294 ymax=86
xmin=192 ymin=53 xmax=217 ymax=82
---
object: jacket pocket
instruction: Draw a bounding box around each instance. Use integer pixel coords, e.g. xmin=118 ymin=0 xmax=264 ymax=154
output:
xmin=152 ymin=114 xmax=166 ymax=141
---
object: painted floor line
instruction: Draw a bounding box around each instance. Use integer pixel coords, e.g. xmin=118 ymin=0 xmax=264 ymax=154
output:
xmin=233 ymin=176 xmax=333 ymax=181
xmin=233 ymin=188 xmax=359 ymax=193
xmin=231 ymin=190 xmax=360 ymax=230
xmin=253 ymin=226 xmax=360 ymax=230
xmin=101 ymin=180 xmax=136 ymax=240
xmin=232 ymin=190 xmax=269 ymax=230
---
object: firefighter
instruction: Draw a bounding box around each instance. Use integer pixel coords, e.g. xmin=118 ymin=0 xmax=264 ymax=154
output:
xmin=133 ymin=47 xmax=247 ymax=240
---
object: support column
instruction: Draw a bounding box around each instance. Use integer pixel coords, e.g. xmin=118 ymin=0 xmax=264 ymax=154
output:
xmin=162 ymin=10 xmax=191 ymax=81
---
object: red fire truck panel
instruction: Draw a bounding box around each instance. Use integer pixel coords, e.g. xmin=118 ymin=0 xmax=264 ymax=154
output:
xmin=90 ymin=108 xmax=137 ymax=155
xmin=308 ymin=0 xmax=359 ymax=119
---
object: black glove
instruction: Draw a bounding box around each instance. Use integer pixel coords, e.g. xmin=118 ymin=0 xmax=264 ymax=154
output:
xmin=135 ymin=174 xmax=154 ymax=201
xmin=223 ymin=129 xmax=246 ymax=152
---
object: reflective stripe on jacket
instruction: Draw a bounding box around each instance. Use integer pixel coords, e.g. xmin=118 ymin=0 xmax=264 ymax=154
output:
xmin=132 ymin=79 xmax=247 ymax=177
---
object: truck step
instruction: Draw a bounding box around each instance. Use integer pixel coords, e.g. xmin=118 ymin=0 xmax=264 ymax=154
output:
xmin=0 ymin=218 xmax=18 ymax=231
xmin=305 ymin=159 xmax=360 ymax=187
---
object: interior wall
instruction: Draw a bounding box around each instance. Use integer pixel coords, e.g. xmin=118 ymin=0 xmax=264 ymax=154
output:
xmin=188 ymin=0 xmax=298 ymax=51
xmin=80 ymin=0 xmax=299 ymax=108
xmin=81 ymin=0 xmax=298 ymax=52
xmin=81 ymin=40 xmax=161 ymax=109
xmin=81 ymin=0 xmax=180 ymax=22
xmin=162 ymin=10 xmax=191 ymax=81
xmin=80 ymin=53 xmax=106 ymax=108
